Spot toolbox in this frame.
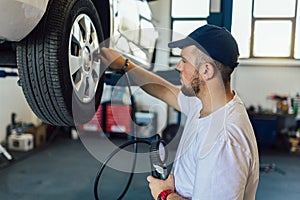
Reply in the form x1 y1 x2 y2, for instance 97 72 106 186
8 133 34 151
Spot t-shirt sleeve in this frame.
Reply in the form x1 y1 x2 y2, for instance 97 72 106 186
178 92 202 116
192 141 250 200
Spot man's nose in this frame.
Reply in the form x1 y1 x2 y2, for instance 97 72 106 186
176 62 182 71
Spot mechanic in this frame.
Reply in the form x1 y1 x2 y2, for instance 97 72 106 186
98 24 259 200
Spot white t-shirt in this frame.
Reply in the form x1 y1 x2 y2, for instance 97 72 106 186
173 92 259 200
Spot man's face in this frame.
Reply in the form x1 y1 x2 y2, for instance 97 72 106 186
176 46 204 97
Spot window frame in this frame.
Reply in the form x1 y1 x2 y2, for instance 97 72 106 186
249 0 299 59
170 0 209 57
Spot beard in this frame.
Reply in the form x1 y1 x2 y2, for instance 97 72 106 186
181 85 196 96
181 75 202 97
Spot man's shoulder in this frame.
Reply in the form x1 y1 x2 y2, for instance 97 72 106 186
178 91 202 116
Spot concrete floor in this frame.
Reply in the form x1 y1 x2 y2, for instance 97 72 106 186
1 131 300 200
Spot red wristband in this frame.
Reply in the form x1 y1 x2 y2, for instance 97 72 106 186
157 189 173 200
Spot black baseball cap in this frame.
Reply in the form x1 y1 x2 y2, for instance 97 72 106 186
168 24 239 68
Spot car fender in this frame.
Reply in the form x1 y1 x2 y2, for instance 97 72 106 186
0 0 48 41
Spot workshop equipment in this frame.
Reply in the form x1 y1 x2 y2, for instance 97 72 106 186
150 139 168 180
0 144 12 160
8 133 33 151
0 69 18 78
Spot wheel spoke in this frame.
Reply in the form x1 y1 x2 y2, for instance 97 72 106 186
72 21 84 48
88 75 95 98
77 75 87 99
83 15 91 43
92 62 100 79
69 55 82 75
90 39 99 55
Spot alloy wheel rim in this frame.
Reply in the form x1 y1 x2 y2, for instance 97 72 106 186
68 13 100 103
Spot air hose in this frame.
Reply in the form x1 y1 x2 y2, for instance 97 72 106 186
93 69 168 199
93 139 151 200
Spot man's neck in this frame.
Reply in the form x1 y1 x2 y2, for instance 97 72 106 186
198 86 234 118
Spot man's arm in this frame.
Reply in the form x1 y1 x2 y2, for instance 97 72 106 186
99 47 181 111
126 60 180 111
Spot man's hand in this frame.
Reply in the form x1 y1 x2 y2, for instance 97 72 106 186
147 174 175 200
98 47 127 70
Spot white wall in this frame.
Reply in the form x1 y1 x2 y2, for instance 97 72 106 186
0 76 35 142
232 64 300 110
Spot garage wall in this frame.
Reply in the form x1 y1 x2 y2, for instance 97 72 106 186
0 77 35 142
232 64 300 110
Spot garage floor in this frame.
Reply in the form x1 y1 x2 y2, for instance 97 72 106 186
0 129 300 200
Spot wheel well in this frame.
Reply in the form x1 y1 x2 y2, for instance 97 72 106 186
91 0 110 40
0 42 17 68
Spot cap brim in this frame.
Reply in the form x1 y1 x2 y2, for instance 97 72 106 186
168 37 194 49
168 37 210 58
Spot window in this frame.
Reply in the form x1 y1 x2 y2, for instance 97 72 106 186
232 0 300 59
170 0 210 55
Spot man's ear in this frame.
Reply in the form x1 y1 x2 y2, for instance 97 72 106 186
200 63 215 80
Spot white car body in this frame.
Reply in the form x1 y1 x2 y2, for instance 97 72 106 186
0 0 158 53
0 0 157 67
0 0 48 41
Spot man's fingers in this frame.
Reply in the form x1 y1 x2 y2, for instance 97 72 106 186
96 53 109 67
99 48 116 67
167 174 174 180
99 47 126 69
99 47 110 60
147 175 153 182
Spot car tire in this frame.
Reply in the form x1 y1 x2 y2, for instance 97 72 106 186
17 0 105 126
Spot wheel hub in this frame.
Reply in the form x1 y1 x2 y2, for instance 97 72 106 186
82 47 91 72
